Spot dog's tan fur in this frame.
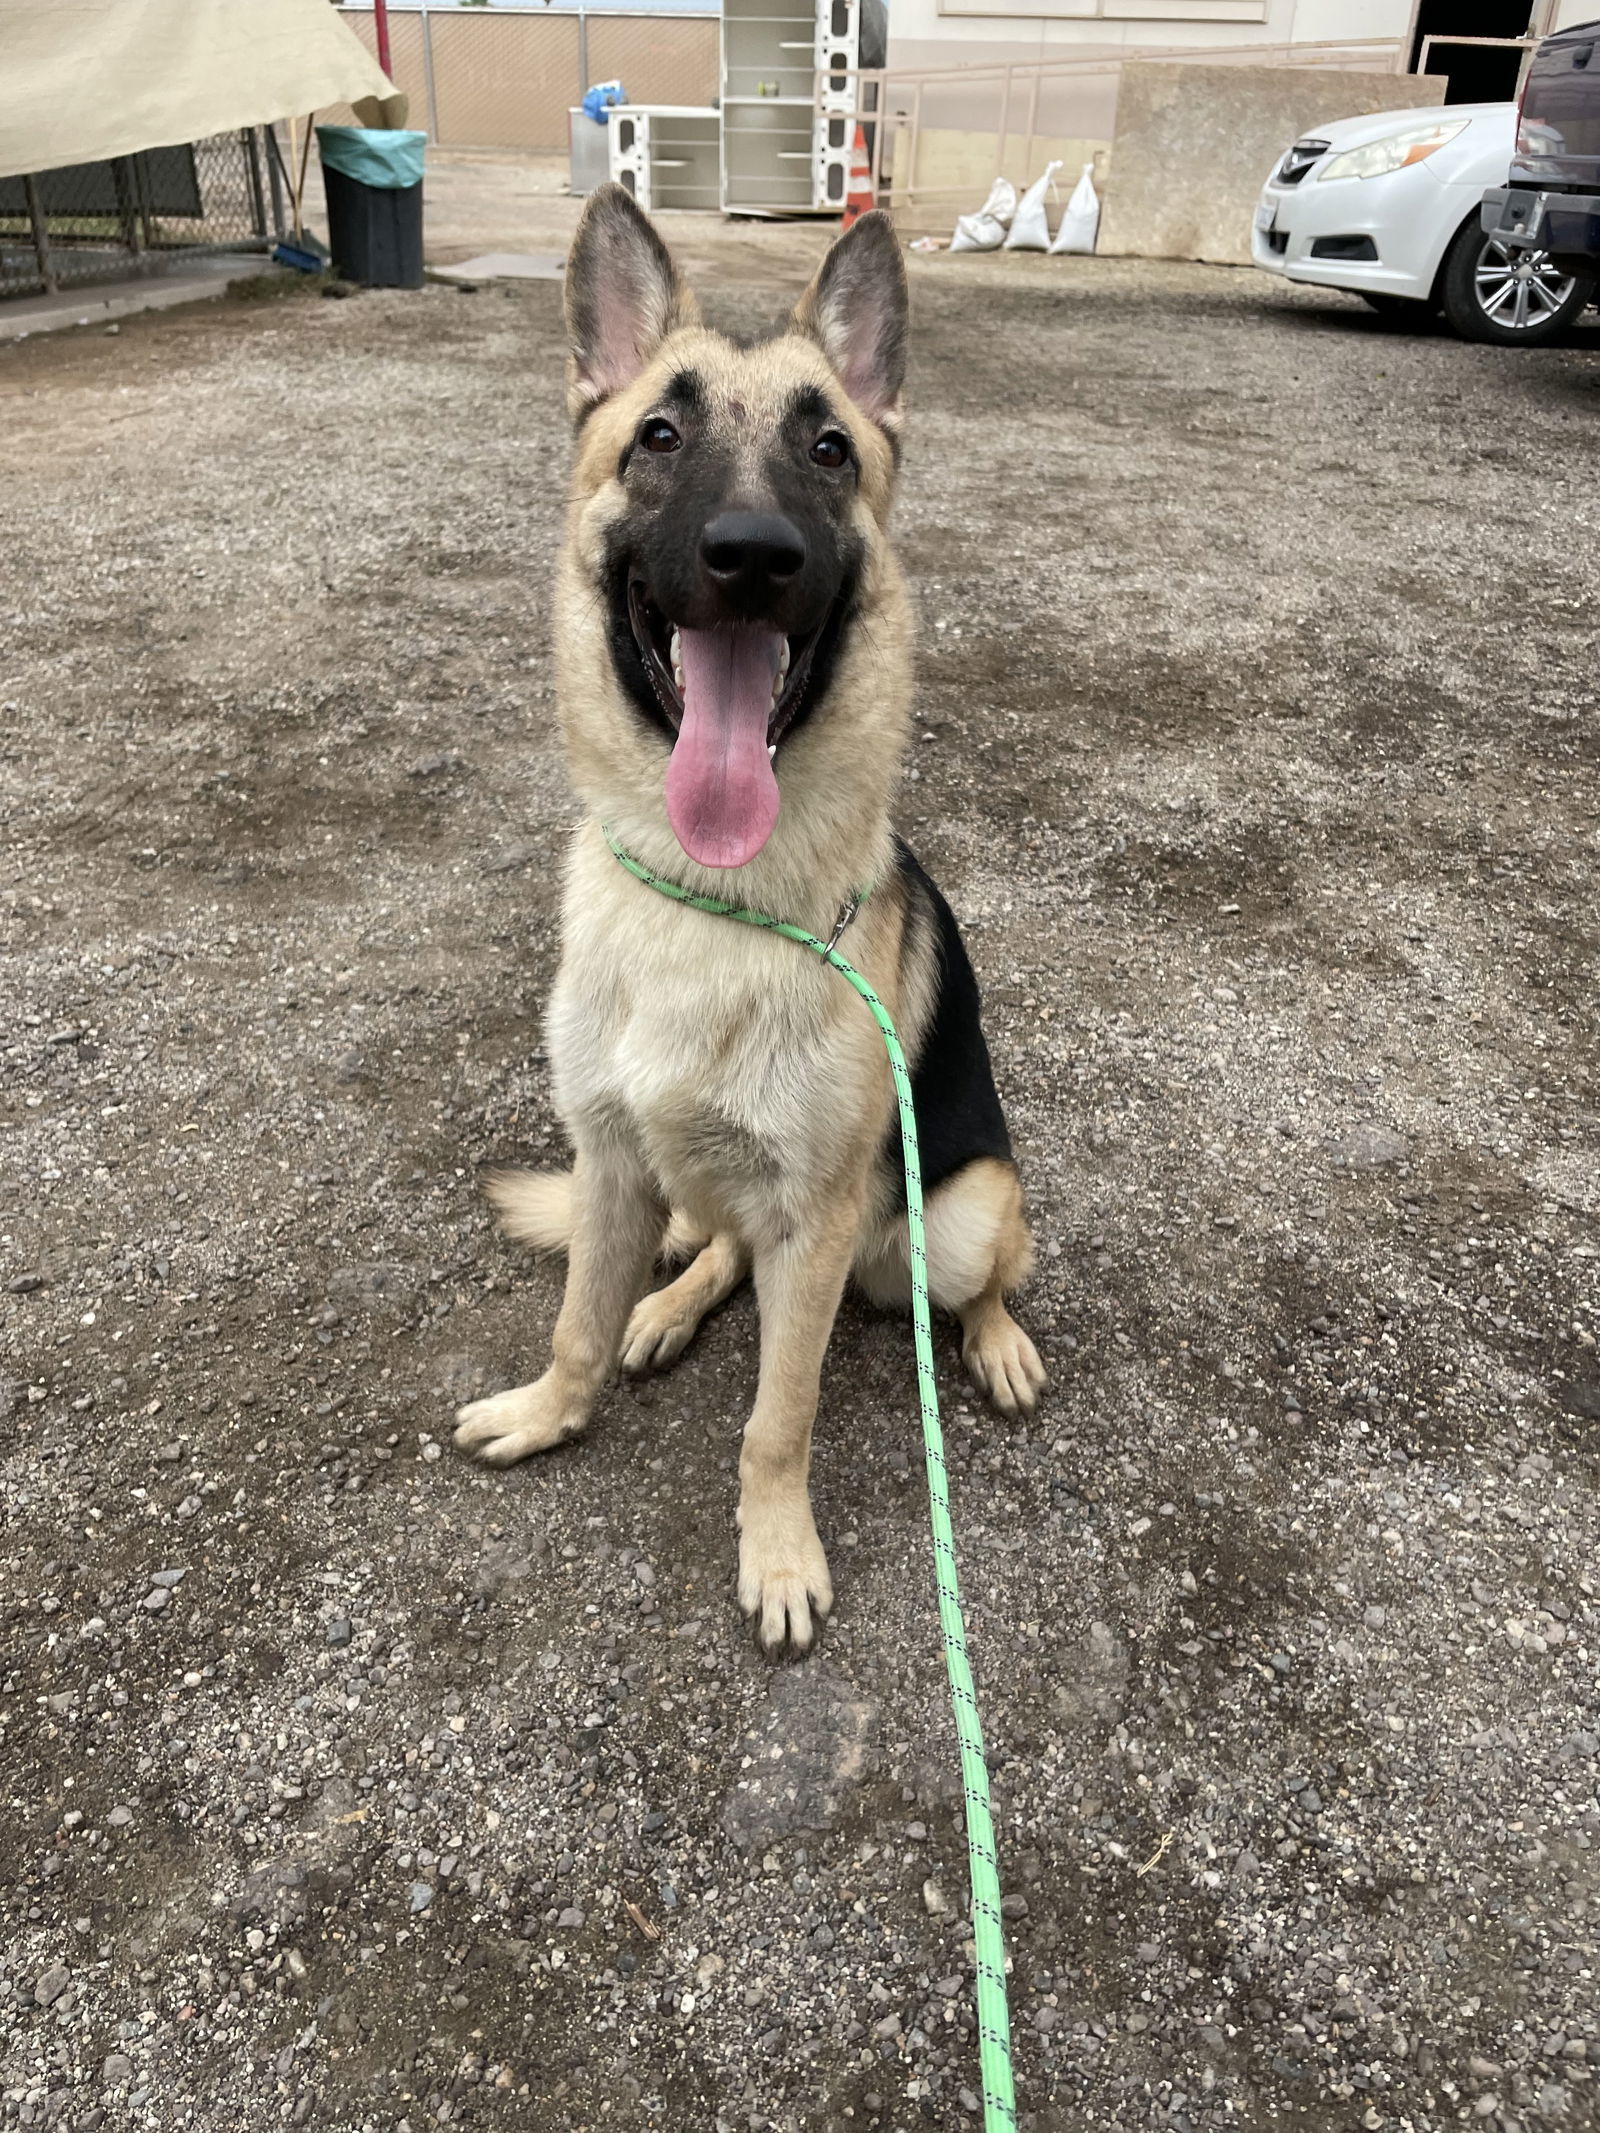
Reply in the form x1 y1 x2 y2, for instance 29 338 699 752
455 189 1044 1651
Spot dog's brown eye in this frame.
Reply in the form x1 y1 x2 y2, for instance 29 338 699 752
640 419 681 454
810 431 849 469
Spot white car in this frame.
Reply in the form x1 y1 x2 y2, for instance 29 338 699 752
1252 101 1595 344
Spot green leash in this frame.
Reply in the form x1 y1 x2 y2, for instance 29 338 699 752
604 828 1017 2132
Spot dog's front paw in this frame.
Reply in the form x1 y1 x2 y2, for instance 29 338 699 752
454 1375 587 1466
737 1500 832 1656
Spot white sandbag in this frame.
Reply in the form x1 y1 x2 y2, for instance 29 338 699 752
1050 160 1101 255
975 174 1017 227
1004 161 1061 251
949 175 1017 253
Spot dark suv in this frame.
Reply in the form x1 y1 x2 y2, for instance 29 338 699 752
1483 16 1600 277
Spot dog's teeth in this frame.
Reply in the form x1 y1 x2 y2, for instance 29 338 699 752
669 628 682 687
778 643 791 678
768 743 777 760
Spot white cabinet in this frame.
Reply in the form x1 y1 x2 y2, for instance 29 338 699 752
608 106 722 215
721 0 860 215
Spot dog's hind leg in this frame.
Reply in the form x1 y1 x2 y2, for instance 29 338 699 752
937 1160 1047 1417
956 1268 1046 1418
621 1231 748 1374
857 1157 1046 1417
456 1143 664 1465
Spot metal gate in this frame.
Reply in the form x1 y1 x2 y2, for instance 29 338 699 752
0 129 286 301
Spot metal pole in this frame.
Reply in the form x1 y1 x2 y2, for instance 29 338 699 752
420 1 440 141
134 152 158 256
578 2 589 104
997 63 1012 182
907 78 923 210
243 126 268 239
374 0 393 76
265 121 287 237
22 173 55 293
1022 67 1040 185
112 156 145 265
868 73 886 197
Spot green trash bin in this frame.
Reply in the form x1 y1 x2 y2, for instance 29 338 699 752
315 126 426 288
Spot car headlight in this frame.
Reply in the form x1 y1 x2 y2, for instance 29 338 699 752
1315 118 1469 182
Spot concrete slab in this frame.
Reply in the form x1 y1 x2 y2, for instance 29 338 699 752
1099 63 1448 267
428 250 567 283
0 256 268 342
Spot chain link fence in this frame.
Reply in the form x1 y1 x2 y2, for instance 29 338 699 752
333 4 718 155
0 129 284 301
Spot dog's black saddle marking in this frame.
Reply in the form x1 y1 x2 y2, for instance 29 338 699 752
888 839 1013 1202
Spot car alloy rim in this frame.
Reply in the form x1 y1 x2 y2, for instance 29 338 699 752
1473 236 1577 331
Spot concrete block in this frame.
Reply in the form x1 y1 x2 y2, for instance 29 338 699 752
0 256 264 342
1098 62 1447 267
426 251 566 284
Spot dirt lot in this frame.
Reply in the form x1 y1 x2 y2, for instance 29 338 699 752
3 230 1598 2133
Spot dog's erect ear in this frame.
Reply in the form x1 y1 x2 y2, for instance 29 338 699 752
564 183 699 420
790 210 908 428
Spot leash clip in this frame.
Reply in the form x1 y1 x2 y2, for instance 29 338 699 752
825 891 861 955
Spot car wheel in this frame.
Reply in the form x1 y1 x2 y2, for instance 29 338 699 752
1437 221 1594 345
1359 292 1438 326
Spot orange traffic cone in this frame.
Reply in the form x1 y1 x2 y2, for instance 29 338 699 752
841 125 875 228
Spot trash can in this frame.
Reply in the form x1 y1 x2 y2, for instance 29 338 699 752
568 109 611 197
315 126 426 289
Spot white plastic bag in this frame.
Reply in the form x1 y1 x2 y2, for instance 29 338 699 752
1049 160 1100 255
949 176 1017 254
1004 161 1061 251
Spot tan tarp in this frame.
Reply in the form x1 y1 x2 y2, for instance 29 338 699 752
0 0 396 179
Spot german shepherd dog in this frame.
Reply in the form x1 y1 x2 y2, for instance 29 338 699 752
455 185 1045 1652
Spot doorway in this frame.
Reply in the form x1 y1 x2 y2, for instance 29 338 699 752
1410 0 1533 104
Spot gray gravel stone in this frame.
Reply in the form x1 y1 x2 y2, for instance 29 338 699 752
1329 1123 1410 1169
4 230 1598 2133
721 1662 877 1847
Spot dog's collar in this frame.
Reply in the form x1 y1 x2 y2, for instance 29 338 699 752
602 826 871 954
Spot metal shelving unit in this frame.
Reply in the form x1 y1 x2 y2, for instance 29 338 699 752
720 0 860 216
608 106 722 214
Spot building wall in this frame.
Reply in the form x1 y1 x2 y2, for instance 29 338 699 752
877 0 1430 210
886 0 1420 76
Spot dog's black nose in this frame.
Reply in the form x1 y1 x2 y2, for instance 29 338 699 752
700 510 806 592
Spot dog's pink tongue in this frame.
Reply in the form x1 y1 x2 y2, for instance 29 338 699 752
664 626 783 868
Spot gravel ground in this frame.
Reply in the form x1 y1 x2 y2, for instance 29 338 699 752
2 246 1598 2133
